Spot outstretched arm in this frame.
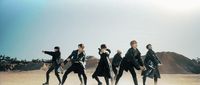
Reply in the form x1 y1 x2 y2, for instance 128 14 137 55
63 51 74 64
42 51 54 56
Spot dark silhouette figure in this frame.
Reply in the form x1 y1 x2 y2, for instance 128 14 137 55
42 46 61 85
112 50 122 76
92 44 112 85
115 40 144 85
142 44 161 85
61 44 87 85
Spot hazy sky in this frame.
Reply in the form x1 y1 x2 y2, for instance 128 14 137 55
0 0 200 60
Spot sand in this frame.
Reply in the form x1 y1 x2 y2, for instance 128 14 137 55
0 70 199 85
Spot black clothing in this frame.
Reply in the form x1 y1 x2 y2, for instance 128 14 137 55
44 51 61 65
92 49 111 85
63 50 86 73
92 49 112 78
122 48 143 71
65 50 85 64
46 64 61 83
62 65 87 85
117 66 138 85
62 50 87 85
112 53 122 75
142 49 161 79
43 51 61 84
112 53 122 67
115 48 143 85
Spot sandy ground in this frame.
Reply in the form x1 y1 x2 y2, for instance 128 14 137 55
0 70 200 85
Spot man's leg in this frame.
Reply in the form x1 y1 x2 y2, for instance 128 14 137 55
44 65 54 84
78 74 83 85
55 65 62 84
143 76 147 85
61 68 73 85
93 76 102 85
129 68 138 85
112 66 117 76
154 77 158 85
104 77 109 85
82 72 87 85
115 67 124 85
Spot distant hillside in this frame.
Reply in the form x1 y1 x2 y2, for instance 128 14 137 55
156 52 200 74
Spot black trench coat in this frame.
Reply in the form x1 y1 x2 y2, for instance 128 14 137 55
142 49 161 79
92 49 111 78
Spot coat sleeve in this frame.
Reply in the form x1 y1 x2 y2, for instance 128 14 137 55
144 54 152 68
149 51 160 66
129 49 143 69
136 51 144 66
44 51 54 56
105 49 111 57
154 53 161 64
64 51 74 64
81 52 86 62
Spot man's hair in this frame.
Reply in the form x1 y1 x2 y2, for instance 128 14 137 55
117 50 122 54
100 44 107 49
54 46 60 50
78 43 85 49
146 44 152 49
130 40 137 46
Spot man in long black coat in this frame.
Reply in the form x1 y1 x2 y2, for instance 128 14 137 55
115 40 145 85
112 50 122 76
92 44 112 85
42 46 62 85
61 44 87 85
142 44 161 85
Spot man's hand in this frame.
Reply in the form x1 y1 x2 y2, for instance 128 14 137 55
66 58 70 61
140 66 146 71
61 63 65 67
158 63 162 66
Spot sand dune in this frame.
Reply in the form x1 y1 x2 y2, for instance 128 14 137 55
0 70 199 85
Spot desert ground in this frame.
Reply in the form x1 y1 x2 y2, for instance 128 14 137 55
0 70 199 85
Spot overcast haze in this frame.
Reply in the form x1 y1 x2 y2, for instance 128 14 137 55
0 0 200 60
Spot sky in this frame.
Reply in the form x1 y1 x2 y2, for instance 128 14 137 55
0 0 200 60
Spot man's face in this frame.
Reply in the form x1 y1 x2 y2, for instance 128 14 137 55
78 46 84 52
148 45 152 49
54 49 58 52
132 43 137 48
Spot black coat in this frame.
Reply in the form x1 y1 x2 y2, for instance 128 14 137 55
44 51 61 65
66 50 85 63
142 49 161 78
92 49 111 78
112 53 122 67
120 48 143 71
64 50 86 74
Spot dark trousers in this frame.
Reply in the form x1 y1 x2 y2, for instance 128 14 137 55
115 67 138 85
93 76 110 85
143 74 158 85
112 65 118 76
45 64 61 84
62 66 87 85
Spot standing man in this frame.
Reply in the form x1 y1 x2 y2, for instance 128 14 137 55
112 50 122 77
142 44 161 85
61 44 87 85
115 40 145 85
42 46 62 85
92 44 112 85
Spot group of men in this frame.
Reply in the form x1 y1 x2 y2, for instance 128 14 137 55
42 40 161 85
